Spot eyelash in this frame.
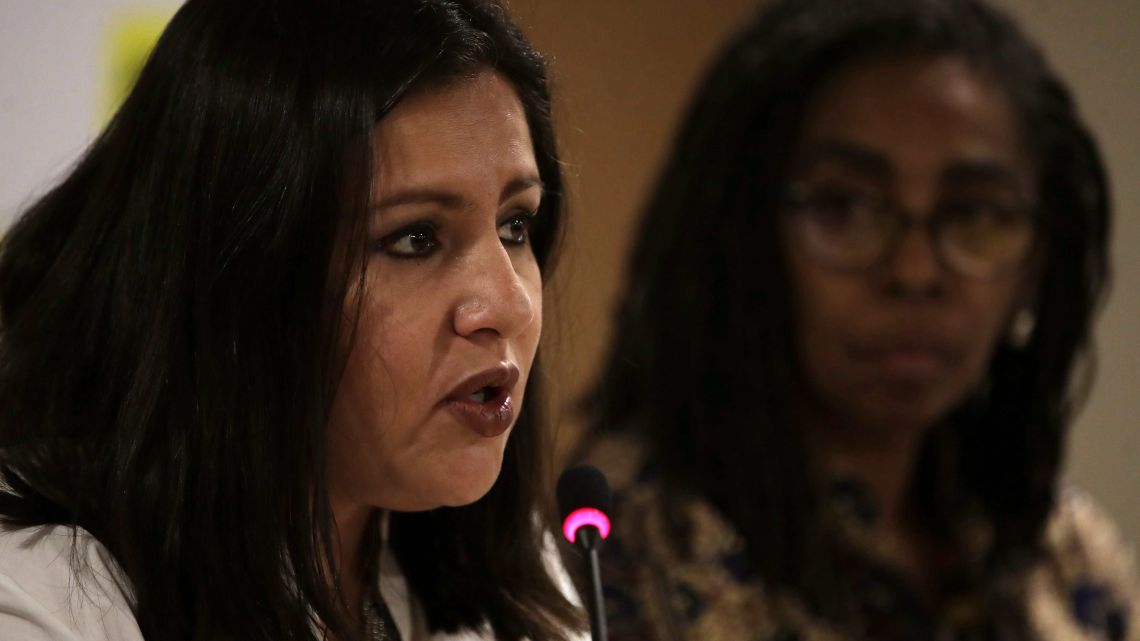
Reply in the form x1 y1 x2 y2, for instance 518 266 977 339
374 209 539 260
498 209 538 246
374 222 439 259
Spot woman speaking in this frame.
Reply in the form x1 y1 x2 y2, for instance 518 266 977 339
0 1 585 640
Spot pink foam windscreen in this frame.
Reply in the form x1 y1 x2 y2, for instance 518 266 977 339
562 507 611 543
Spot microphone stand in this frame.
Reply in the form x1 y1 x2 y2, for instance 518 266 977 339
576 526 608 641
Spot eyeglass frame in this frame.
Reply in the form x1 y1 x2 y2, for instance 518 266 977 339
780 182 1039 280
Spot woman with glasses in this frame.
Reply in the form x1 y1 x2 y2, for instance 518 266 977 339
582 0 1138 639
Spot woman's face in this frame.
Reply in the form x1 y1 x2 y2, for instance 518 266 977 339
784 55 1037 436
328 70 544 512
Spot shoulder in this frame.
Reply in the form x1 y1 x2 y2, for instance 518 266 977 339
0 523 143 641
583 432 839 641
1027 485 1140 641
584 431 744 564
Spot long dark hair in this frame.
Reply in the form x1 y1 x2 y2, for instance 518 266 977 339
0 1 581 640
586 0 1108 624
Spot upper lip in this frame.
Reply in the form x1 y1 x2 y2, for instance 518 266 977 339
443 363 520 402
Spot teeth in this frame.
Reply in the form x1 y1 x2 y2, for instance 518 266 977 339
466 387 493 402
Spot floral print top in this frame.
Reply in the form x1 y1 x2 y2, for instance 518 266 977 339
588 435 1140 641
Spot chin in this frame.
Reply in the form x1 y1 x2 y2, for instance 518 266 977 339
436 475 501 508
435 446 506 507
851 387 960 433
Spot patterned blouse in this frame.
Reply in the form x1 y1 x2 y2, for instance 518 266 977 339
588 434 1140 641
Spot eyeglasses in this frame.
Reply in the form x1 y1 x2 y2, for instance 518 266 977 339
783 183 1036 279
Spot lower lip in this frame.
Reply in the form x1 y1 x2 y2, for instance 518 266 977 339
441 394 515 438
876 350 946 379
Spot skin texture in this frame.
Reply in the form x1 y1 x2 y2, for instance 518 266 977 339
328 70 544 524
784 55 1038 582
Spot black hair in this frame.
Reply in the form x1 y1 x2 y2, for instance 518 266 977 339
586 0 1108 626
0 1 581 640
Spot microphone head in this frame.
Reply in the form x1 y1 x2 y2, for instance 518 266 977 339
556 465 612 544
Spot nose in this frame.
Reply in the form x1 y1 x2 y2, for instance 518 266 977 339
452 239 538 340
882 222 947 298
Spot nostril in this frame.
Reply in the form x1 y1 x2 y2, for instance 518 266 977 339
452 251 540 339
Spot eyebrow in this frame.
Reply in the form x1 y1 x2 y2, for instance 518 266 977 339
797 139 1024 189
371 175 544 212
500 176 544 202
941 161 1023 188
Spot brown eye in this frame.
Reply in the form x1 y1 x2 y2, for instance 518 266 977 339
497 211 536 246
937 199 1034 274
376 223 439 259
789 184 883 232
939 198 1030 229
785 183 894 270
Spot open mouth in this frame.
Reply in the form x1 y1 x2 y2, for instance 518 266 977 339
441 364 519 437
445 364 519 406
466 385 502 404
444 382 515 437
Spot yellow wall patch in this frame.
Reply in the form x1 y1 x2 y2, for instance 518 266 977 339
102 8 176 125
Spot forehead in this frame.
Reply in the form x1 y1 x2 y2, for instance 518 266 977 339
795 54 1032 183
370 70 536 195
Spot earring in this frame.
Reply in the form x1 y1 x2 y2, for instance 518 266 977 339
1007 307 1035 348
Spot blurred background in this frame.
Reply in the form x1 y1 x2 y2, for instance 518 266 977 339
2 0 1136 545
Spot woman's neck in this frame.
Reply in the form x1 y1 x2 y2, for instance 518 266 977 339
820 425 923 531
808 412 948 592
329 498 377 629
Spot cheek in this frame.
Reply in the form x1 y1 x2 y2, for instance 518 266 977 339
797 304 859 407
788 259 855 371
960 279 1023 361
331 290 429 437
517 257 544 358
330 327 396 448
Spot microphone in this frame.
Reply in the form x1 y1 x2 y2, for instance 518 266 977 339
557 465 612 641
